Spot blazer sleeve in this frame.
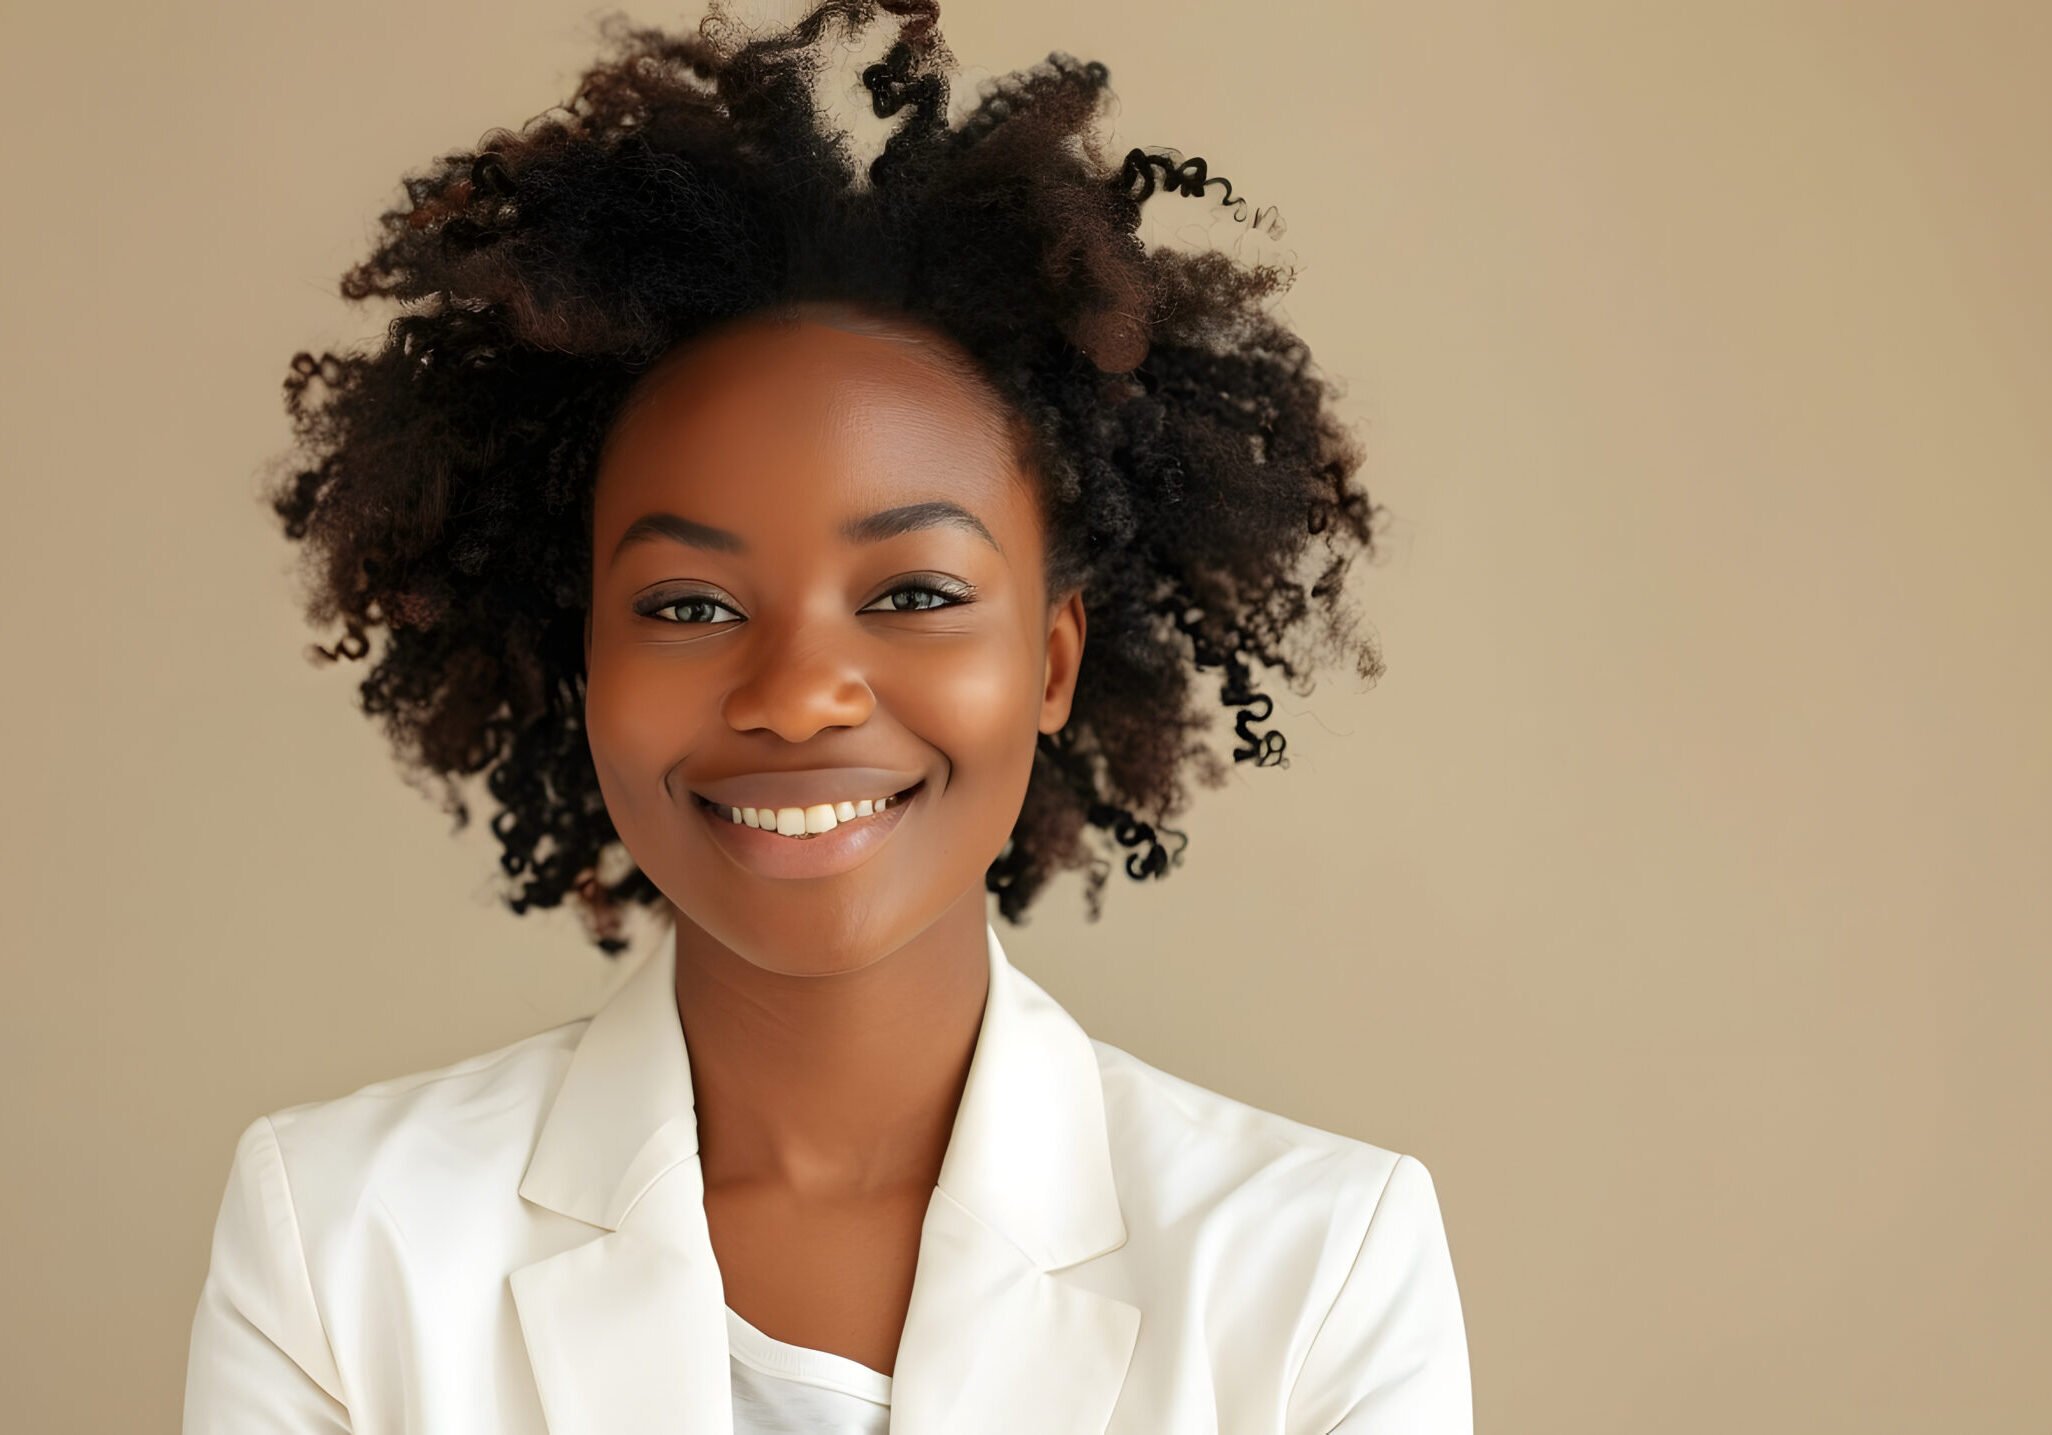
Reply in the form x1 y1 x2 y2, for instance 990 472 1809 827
183 1115 352 1434
1285 1153 1473 1434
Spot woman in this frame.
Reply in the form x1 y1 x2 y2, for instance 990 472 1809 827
184 2 1472 1430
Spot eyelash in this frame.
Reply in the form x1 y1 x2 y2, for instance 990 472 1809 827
637 578 976 626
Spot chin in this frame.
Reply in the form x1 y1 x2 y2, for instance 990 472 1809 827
664 888 933 975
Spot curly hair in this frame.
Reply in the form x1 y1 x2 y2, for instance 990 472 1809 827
269 0 1386 955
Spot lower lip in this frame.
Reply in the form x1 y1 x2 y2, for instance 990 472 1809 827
691 781 924 881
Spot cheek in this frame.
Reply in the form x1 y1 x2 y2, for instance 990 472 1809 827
887 629 1043 804
582 641 706 805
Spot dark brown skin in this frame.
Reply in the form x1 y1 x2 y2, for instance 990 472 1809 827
582 301 1087 1376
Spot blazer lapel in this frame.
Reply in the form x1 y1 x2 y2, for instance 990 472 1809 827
890 1189 1140 1434
507 924 1140 1435
507 1198 730 1435
509 933 733 1434
890 927 1141 1434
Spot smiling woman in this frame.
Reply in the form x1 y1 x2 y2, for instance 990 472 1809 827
586 306 1083 970
186 2 1471 1431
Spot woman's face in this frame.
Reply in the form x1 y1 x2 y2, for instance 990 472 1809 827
584 308 1085 977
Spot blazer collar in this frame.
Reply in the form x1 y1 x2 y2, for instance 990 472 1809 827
510 923 1139 1434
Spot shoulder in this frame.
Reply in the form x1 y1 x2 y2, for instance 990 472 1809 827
238 1017 590 1238
190 1018 594 1410
1088 1039 1470 1431
1090 1035 1413 1219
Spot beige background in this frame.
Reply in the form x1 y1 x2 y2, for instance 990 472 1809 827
3 0 2046 1428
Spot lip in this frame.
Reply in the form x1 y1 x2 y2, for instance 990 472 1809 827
690 777 926 881
689 766 926 811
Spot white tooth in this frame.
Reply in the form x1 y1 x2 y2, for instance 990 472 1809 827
729 807 742 824
835 800 856 822
776 807 806 836
854 798 873 817
879 794 893 809
804 803 838 834
742 807 759 828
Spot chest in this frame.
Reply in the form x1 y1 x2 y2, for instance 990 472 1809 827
702 1180 938 1378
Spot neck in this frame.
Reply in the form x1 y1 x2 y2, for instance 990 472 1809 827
670 889 991 1200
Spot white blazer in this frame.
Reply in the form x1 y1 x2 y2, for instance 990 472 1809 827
184 925 1471 1433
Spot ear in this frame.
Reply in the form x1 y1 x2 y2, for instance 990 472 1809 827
1039 588 1087 734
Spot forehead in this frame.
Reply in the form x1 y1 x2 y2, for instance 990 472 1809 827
596 315 1026 514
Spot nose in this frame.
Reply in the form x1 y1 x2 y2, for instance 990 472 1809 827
720 619 877 743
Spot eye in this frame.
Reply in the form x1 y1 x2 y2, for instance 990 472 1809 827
634 579 971 623
858 579 975 614
638 593 745 625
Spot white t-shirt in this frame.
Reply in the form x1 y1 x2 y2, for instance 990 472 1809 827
727 1305 892 1435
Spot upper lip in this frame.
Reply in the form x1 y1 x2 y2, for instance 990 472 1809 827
688 766 925 810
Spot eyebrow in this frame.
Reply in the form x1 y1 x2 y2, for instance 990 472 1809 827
610 500 1000 564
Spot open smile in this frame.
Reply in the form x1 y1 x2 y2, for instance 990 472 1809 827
688 779 926 880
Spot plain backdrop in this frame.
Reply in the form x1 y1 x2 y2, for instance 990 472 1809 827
2 0 2046 1429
